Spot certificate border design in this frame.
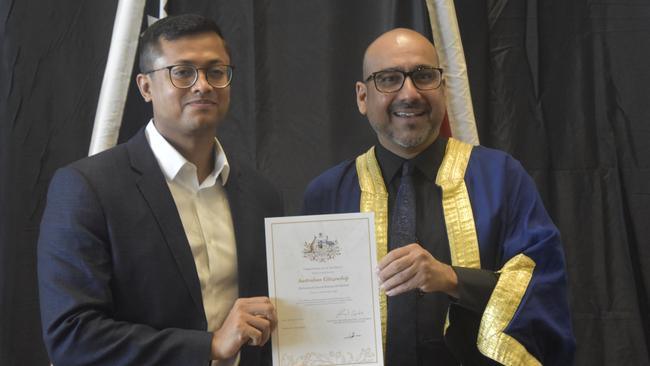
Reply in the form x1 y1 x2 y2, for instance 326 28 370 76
266 214 383 366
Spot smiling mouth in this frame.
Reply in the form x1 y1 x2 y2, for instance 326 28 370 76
187 99 216 106
392 111 427 118
185 100 217 113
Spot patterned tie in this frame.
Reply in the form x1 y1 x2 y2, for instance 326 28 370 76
386 161 418 366
390 161 416 246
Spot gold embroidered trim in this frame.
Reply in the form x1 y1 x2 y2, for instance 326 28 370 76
436 138 478 334
436 138 481 269
478 254 540 365
356 147 388 347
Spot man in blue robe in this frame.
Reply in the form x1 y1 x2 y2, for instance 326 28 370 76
302 28 575 365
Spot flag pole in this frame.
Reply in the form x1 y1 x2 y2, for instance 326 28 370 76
425 0 479 145
88 0 146 156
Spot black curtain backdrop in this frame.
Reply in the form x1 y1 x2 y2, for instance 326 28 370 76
1 0 648 365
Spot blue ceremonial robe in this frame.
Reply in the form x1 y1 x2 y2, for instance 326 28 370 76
302 139 575 366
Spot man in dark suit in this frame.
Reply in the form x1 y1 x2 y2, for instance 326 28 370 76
37 14 282 366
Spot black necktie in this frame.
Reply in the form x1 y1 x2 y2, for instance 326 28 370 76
390 161 416 246
386 161 418 366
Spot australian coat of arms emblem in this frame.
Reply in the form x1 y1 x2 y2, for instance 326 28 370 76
303 233 341 262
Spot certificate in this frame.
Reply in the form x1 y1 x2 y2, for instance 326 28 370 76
265 213 383 366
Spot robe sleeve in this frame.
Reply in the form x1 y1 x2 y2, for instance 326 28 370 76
476 157 575 366
452 267 499 313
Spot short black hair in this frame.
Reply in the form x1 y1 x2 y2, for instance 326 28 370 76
138 14 229 73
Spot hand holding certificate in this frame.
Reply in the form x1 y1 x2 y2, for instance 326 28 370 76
265 213 384 366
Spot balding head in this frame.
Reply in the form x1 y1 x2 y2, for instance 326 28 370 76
362 28 439 78
356 28 446 159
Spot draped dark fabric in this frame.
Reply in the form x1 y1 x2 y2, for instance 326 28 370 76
467 1 650 364
0 0 648 364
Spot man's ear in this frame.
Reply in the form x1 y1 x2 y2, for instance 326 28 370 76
136 73 153 102
355 81 367 116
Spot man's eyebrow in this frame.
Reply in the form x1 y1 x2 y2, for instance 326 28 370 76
172 59 227 66
374 64 436 73
414 64 438 69
376 67 403 72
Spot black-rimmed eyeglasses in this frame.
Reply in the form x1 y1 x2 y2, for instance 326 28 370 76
365 66 443 93
143 64 234 89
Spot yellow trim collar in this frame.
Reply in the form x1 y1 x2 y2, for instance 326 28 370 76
435 138 481 269
356 147 389 346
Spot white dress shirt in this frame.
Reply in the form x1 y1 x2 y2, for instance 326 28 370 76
145 121 239 366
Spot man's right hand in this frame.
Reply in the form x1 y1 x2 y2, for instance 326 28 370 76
210 297 277 361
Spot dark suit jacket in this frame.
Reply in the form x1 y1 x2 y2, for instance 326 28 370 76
38 129 283 366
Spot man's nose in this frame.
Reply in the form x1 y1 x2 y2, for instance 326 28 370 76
192 70 213 93
396 76 422 100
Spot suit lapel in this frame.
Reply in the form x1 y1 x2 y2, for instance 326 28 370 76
226 166 265 366
225 163 257 297
125 130 205 317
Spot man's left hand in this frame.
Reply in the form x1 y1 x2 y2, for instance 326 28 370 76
377 243 459 297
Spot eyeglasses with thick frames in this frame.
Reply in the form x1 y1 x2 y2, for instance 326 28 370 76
144 64 234 89
365 66 443 93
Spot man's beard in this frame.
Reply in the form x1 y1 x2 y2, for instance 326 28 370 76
370 117 437 149
390 122 435 148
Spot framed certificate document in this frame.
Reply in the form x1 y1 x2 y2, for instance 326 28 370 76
265 213 384 366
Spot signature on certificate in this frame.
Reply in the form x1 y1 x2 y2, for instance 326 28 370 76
344 331 361 339
336 308 365 319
